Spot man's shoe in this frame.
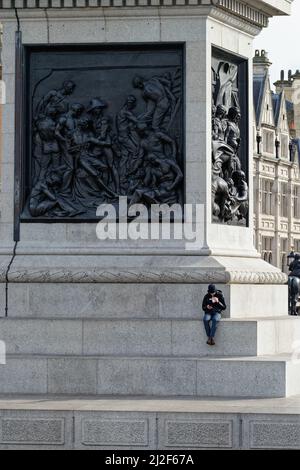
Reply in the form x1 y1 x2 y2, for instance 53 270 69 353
210 338 216 346
207 338 212 345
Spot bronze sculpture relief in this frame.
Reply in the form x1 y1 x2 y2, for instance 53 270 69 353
212 52 249 225
23 46 184 220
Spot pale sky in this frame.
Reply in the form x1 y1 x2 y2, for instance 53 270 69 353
254 0 300 88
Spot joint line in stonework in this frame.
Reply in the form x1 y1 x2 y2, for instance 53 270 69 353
5 242 18 318
14 7 20 32
44 8 50 44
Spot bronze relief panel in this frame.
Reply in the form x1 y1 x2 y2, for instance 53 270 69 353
22 44 184 221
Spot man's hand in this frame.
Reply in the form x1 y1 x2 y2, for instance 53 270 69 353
211 297 219 304
207 305 213 310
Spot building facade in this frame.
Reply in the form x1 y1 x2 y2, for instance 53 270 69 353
253 50 300 273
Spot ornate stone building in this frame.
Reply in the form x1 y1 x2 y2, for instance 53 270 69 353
253 50 300 273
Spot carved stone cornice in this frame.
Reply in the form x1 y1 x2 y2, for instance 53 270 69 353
0 0 270 29
209 6 263 36
228 270 287 284
216 0 269 28
2 266 287 284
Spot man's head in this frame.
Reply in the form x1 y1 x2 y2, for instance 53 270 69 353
45 106 59 119
216 105 227 119
78 117 91 130
87 97 108 115
70 103 84 117
228 106 241 123
208 284 216 294
62 80 76 96
126 95 137 110
133 75 144 89
232 170 246 185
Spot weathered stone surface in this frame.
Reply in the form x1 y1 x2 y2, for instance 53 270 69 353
0 398 298 449
83 320 172 356
0 410 74 449
7 283 204 319
74 410 157 449
5 280 289 320
47 358 98 395
0 418 65 445
19 224 68 245
97 358 197 396
48 19 106 44
250 421 300 449
104 17 160 43
82 419 148 446
229 284 288 318
0 284 6 318
161 419 234 448
1 105 14 135
197 359 288 398
0 358 47 394
171 319 257 356
286 361 300 397
0 319 82 355
1 317 299 357
0 355 298 397
242 415 300 449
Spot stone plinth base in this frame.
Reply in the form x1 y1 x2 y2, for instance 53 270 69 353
0 253 288 319
1 317 299 357
0 252 296 406
1 353 300 398
0 396 299 449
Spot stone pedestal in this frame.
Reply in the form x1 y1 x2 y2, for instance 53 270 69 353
0 2 289 314
0 0 299 450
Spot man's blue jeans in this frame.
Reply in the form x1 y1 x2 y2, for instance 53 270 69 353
203 312 221 339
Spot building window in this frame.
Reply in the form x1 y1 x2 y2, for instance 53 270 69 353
281 134 289 159
281 238 288 273
280 182 288 218
262 236 274 265
261 179 274 215
293 185 300 219
263 130 274 154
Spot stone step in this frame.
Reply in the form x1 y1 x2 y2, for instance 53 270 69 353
0 395 300 449
0 317 299 357
4 280 288 319
0 354 299 398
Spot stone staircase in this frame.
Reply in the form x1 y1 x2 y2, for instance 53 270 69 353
0 314 300 449
1 316 300 398
1 279 300 448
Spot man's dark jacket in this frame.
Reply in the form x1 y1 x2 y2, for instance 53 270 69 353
289 260 300 278
202 290 227 315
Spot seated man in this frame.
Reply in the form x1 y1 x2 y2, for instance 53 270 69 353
202 284 227 346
